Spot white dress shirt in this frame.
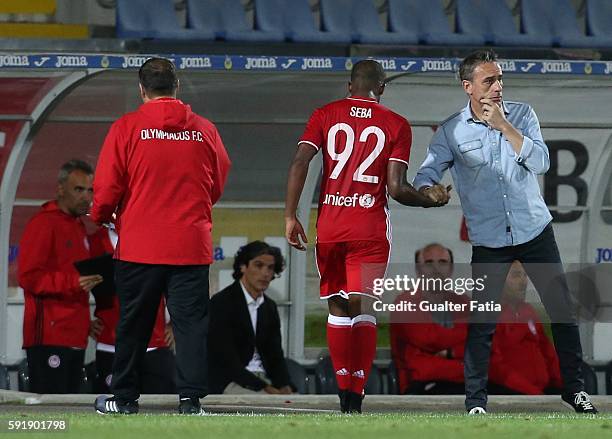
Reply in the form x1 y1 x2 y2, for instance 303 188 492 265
240 281 266 373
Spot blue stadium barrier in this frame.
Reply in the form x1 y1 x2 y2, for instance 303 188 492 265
320 0 414 45
455 0 551 47
522 0 612 49
255 0 351 44
116 0 215 40
186 0 285 43
2 54 612 76
387 0 484 46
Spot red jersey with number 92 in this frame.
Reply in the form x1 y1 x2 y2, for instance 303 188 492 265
298 96 412 243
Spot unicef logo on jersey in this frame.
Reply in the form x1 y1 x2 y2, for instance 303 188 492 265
358 194 375 208
323 192 375 209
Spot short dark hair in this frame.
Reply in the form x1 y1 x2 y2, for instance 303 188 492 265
414 243 454 264
138 57 178 97
232 241 285 280
351 59 385 89
58 159 93 184
458 49 499 82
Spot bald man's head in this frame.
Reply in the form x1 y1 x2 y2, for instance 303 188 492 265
349 60 385 99
415 243 454 264
415 243 454 282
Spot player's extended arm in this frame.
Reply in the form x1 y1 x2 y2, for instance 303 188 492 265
387 161 447 207
413 127 454 204
284 145 318 250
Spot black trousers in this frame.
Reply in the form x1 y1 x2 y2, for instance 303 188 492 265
26 345 84 394
96 348 177 394
464 223 584 410
111 261 209 402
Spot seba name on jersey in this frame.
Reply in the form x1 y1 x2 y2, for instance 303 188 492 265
350 106 372 119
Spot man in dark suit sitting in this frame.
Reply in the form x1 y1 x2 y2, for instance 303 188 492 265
208 241 293 394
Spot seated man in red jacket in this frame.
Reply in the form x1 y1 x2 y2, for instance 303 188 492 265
88 227 176 394
18 160 103 394
390 243 469 394
489 261 563 395
390 245 545 395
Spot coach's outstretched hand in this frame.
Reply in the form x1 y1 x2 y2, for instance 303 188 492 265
285 216 308 251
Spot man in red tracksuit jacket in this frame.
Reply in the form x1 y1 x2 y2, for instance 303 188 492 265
88 227 176 395
390 243 469 394
390 289 468 394
91 58 231 415
18 160 103 394
390 244 553 395
489 261 563 395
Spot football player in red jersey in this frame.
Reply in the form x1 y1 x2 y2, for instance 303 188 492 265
285 60 450 412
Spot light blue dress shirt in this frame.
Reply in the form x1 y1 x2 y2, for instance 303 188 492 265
414 101 552 248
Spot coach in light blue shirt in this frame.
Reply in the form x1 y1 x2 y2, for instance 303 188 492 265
414 49 597 415
414 96 552 248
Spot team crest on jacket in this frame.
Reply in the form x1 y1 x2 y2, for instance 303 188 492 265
48 355 61 368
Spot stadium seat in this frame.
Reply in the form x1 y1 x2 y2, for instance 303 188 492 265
320 0 416 45
116 0 215 40
0 365 9 390
186 0 284 42
314 355 383 394
286 358 309 394
586 0 612 40
365 363 383 394
387 0 484 46
455 0 551 47
314 356 336 394
17 358 29 392
254 0 351 44
387 360 399 395
522 0 612 48
80 362 96 394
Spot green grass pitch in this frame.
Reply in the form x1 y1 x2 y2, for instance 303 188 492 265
1 412 611 439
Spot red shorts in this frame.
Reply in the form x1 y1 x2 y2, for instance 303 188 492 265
315 240 390 299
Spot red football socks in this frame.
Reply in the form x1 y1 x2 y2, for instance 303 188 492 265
327 315 352 391
349 314 377 394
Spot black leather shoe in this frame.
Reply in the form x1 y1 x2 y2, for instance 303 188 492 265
562 391 598 414
95 395 139 415
338 390 350 413
178 397 205 415
347 391 363 414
